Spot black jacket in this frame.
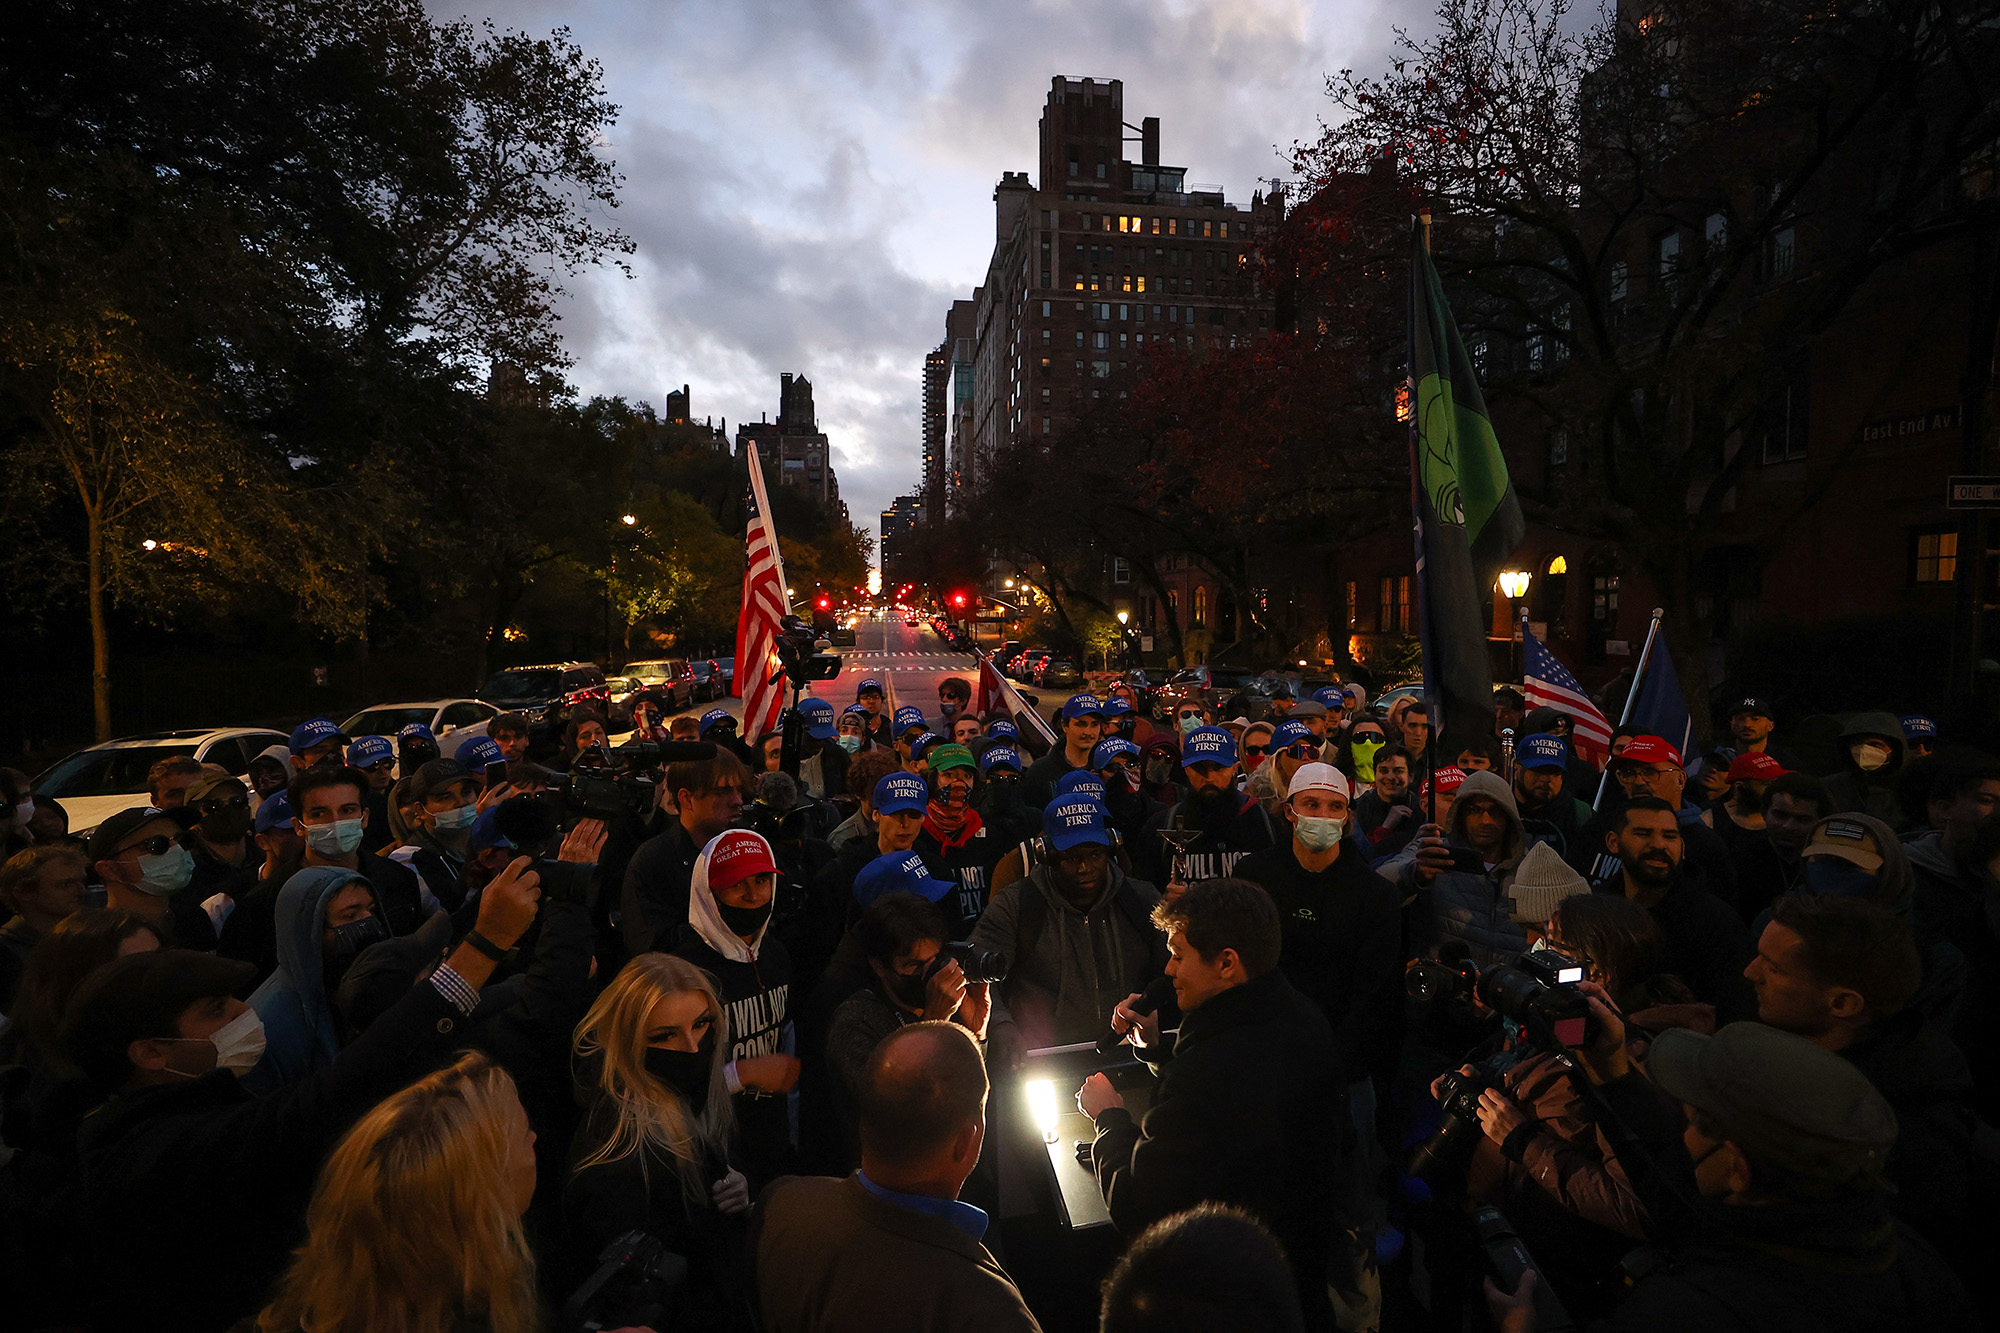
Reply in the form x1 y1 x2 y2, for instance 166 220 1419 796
671 930 796 1187
67 977 482 1332
619 818 701 957
1022 747 1091 810
1090 969 1349 1330
1593 874 1756 1022
217 852 422 988
1587 1071 1978 1332
1234 838 1403 1081
1132 793 1278 888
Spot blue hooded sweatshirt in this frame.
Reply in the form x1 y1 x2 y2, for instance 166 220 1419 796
244 866 369 1092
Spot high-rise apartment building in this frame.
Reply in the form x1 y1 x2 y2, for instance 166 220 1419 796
924 77 1283 511
879 492 925 585
737 372 842 511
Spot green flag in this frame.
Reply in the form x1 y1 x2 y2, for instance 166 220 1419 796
1408 218 1526 756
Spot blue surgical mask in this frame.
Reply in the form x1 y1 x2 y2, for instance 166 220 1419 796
136 845 195 896
1804 857 1877 899
836 734 862 754
305 817 365 858
433 803 477 834
1178 714 1203 735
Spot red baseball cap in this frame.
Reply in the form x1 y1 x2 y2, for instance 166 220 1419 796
1419 765 1467 803
1613 736 1683 768
1725 752 1789 783
704 829 778 890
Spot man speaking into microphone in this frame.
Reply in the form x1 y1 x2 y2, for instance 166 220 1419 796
1077 877 1349 1331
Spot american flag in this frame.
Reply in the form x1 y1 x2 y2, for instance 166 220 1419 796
1522 622 1613 769
976 650 1060 750
732 444 791 741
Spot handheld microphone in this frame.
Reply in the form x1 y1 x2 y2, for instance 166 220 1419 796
1095 975 1176 1057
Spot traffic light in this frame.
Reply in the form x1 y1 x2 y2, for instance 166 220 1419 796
950 591 968 610
812 591 835 634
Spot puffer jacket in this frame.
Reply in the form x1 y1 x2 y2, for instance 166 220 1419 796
969 862 1167 1048
1387 770 1530 965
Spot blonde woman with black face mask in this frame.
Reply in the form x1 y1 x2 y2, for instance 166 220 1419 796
565 952 755 1332
254 1051 541 1333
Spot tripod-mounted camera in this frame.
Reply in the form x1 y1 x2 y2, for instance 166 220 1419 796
769 614 842 779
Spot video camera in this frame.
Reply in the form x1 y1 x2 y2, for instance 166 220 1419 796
562 1229 688 1332
481 795 598 908
545 738 720 824
1405 943 1596 1181
773 613 842 688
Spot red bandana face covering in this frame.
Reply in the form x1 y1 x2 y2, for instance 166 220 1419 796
923 778 981 846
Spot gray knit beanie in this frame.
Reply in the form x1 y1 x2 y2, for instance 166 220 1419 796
1506 840 1592 924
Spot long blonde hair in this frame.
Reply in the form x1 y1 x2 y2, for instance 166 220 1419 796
257 1052 538 1333
572 952 735 1203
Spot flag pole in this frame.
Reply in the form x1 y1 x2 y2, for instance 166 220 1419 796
1412 210 1434 828
1591 607 1665 810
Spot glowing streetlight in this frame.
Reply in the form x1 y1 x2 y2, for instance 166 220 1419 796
141 539 158 551
1498 570 1532 599
621 513 637 526
1004 577 1016 589
1116 610 1130 625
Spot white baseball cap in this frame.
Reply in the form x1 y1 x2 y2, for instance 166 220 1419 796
1288 762 1351 801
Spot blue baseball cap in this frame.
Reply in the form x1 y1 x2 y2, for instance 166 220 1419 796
1060 692 1104 720
289 717 349 756
468 806 514 855
396 722 436 743
909 732 943 760
893 706 928 735
253 793 294 834
1181 726 1239 768
1519 733 1569 770
1270 720 1315 753
872 772 929 816
347 736 394 769
1053 770 1108 804
1091 737 1140 769
456 736 505 770
842 702 872 718
797 697 836 740
1902 715 1937 740
856 677 884 697
1313 686 1346 708
1101 696 1134 717
1043 795 1110 850
979 745 1023 774
987 720 1019 741
699 708 735 735
853 850 956 909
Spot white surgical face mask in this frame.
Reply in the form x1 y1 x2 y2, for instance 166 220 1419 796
11 799 32 829
1851 742 1892 772
206 1009 268 1074
135 845 195 897
1294 815 1346 852
305 817 365 858
433 803 477 834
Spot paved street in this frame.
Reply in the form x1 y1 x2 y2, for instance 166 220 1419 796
646 612 982 733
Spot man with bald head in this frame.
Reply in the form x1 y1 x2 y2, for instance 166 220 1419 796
756 1022 1040 1332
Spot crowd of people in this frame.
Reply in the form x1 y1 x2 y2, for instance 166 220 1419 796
0 667 1992 1332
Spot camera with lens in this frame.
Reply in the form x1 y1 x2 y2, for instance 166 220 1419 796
1406 949 1480 1012
1407 1055 1507 1182
546 738 720 824
924 940 1006 985
482 795 598 908
735 796 819 846
773 613 843 687
562 1229 688 1332
1479 946 1594 1050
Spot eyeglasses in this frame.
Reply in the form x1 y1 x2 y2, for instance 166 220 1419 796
1244 744 1270 756
200 794 250 813
1176 711 1202 722
120 835 178 858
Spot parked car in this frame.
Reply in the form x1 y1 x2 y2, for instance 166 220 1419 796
35 727 288 836
996 640 1022 670
688 659 721 702
341 699 499 748
718 658 736 694
624 658 696 710
1367 683 1425 720
1036 658 1081 689
478 662 611 747
602 677 645 729
1121 666 1169 715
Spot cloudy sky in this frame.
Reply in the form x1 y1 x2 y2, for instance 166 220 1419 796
443 0 1431 554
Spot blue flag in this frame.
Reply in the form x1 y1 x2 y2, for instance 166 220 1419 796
1628 630 1694 762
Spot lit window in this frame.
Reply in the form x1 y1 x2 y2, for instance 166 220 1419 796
1122 274 1133 292
1169 218 1179 235
1101 214 1112 230
1219 222 1229 238
1912 530 1959 584
1136 276 1146 293
1194 587 1208 625
1151 217 1161 234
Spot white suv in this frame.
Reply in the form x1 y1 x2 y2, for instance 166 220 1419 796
35 727 289 836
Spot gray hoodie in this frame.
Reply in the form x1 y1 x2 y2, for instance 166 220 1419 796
1388 769 1531 965
969 862 1168 1048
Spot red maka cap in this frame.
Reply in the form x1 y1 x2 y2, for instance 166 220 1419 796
1614 736 1683 768
705 829 777 890
1419 765 1467 803
1726 752 1789 782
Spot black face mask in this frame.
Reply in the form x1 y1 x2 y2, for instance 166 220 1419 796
884 968 929 1010
201 808 253 844
645 1037 715 1104
324 913 390 990
716 898 773 938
